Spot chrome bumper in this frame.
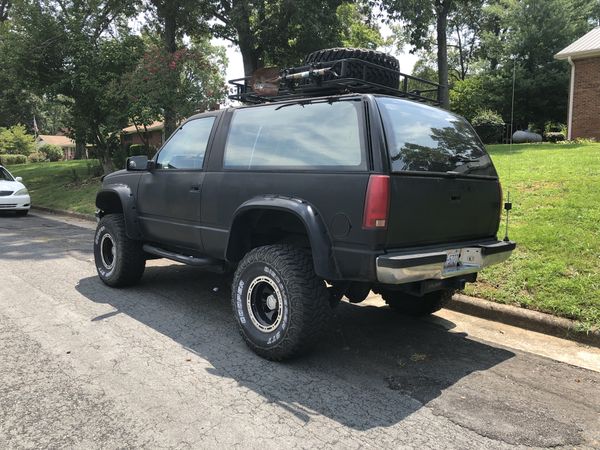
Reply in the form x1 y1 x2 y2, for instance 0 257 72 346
376 241 516 284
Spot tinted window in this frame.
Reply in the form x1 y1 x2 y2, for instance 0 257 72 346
224 100 364 169
156 117 215 170
377 98 496 177
0 168 14 181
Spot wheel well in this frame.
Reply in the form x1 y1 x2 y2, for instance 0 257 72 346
227 209 311 263
96 191 123 215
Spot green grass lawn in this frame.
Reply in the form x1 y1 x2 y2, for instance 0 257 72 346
7 160 101 215
6 144 600 329
465 143 600 331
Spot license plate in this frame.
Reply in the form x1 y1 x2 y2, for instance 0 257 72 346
444 249 461 269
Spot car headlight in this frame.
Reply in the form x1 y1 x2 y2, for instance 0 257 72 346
14 188 29 196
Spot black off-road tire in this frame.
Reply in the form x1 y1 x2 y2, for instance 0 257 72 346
303 47 400 89
94 214 145 287
382 289 455 317
15 210 28 217
231 245 331 360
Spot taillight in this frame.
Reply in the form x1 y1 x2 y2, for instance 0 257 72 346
363 175 390 229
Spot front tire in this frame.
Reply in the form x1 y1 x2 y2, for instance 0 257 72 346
94 214 145 287
382 289 454 316
15 210 28 217
231 245 331 360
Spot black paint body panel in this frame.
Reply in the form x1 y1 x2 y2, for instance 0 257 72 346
97 94 503 283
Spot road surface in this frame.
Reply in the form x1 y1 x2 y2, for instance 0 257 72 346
0 212 599 449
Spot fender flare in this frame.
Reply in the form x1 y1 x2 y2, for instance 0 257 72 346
95 184 142 240
227 196 340 280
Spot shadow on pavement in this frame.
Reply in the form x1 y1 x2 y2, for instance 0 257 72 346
76 264 515 431
0 212 92 261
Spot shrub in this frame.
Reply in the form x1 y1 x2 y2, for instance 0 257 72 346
557 137 597 145
472 109 505 144
0 154 27 165
544 121 567 136
128 144 145 155
128 143 156 158
28 151 46 163
86 160 103 177
0 124 36 156
39 144 64 162
544 132 566 143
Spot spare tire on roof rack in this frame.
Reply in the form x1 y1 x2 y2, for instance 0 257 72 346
303 47 400 89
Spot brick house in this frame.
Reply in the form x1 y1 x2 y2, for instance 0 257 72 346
121 121 165 152
555 27 600 140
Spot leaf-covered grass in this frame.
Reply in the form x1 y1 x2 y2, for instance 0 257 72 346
6 144 600 329
7 160 101 215
464 143 600 331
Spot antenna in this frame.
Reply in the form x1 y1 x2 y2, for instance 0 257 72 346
504 58 516 242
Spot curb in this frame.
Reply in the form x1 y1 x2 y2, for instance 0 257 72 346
31 205 96 223
448 294 600 348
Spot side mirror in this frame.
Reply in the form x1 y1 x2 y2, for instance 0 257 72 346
15 176 23 182
126 155 149 171
147 160 156 171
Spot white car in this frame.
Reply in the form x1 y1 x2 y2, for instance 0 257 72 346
0 165 31 216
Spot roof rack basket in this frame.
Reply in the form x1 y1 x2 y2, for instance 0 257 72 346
228 57 442 106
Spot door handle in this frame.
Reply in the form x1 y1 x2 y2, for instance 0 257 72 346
190 184 200 192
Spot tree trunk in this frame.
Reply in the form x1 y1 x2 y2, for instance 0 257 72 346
436 2 450 109
161 1 178 140
97 146 114 174
239 37 261 76
235 0 261 76
75 139 86 160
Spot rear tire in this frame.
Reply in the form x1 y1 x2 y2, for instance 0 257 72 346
303 47 400 89
94 214 145 287
231 245 331 360
382 289 454 316
15 210 28 217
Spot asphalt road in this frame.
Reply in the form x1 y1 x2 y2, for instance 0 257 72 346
1 212 599 449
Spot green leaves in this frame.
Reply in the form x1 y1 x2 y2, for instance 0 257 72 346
0 125 36 156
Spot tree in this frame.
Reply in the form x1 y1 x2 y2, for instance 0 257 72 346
3 0 144 172
121 36 227 153
450 0 599 129
0 0 10 22
208 0 348 76
381 0 471 108
144 0 209 138
0 124 36 155
337 3 385 49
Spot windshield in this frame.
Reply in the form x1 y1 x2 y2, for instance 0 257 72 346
0 167 14 181
377 98 497 177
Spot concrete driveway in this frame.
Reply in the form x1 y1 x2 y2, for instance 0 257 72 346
0 212 599 449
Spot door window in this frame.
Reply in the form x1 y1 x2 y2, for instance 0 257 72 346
156 117 216 170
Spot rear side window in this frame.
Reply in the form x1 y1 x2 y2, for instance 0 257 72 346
377 98 496 177
223 100 365 170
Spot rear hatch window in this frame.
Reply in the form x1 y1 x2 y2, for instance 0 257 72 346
376 97 496 178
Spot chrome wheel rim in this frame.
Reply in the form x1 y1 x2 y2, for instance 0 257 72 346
246 275 283 333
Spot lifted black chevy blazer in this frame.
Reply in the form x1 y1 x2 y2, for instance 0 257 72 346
94 92 515 360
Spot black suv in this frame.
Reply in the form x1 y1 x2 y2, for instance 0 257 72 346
94 49 515 360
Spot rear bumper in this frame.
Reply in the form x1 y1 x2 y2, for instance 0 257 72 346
376 240 516 284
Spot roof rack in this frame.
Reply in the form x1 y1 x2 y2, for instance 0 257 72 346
228 57 442 106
